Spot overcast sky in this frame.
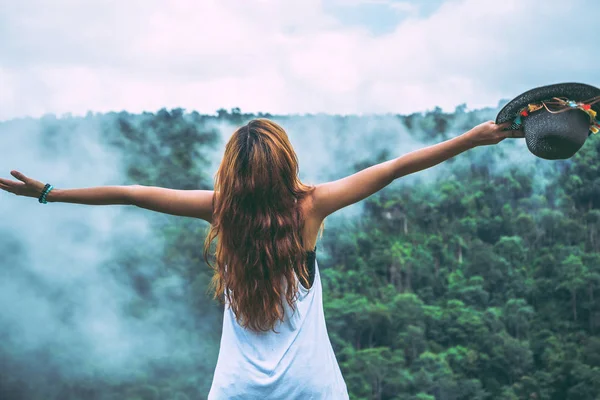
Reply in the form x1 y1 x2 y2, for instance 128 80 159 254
1 0 598 121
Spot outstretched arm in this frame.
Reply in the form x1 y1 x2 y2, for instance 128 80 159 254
0 171 214 223
0 170 131 205
47 186 130 205
312 121 518 220
311 132 474 220
126 185 214 222
50 185 214 222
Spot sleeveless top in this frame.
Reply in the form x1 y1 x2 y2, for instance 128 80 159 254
208 243 349 399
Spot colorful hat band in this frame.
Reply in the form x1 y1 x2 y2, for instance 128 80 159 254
512 96 600 135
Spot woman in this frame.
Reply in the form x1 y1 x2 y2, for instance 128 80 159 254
0 118 522 399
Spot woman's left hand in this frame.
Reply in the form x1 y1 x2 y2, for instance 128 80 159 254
466 121 525 147
0 170 46 198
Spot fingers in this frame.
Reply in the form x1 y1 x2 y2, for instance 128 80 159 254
10 170 28 183
496 121 527 139
496 121 513 131
505 129 525 138
0 172 32 196
0 177 21 187
0 182 16 193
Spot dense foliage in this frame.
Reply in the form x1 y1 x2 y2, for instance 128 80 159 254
1 105 599 399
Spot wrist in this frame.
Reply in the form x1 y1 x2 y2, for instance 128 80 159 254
462 130 479 148
45 188 60 202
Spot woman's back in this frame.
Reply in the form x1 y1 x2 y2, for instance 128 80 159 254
208 247 349 399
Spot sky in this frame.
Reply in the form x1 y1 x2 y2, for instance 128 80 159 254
1 0 599 120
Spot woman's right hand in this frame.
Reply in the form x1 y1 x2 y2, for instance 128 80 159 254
0 170 46 199
465 121 525 147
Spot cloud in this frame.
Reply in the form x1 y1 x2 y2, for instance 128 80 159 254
328 0 418 13
0 0 598 120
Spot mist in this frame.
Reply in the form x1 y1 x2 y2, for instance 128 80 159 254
0 114 219 397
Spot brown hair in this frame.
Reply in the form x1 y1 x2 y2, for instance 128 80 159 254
203 119 324 333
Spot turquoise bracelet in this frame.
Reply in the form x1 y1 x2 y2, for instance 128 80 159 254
39 184 54 204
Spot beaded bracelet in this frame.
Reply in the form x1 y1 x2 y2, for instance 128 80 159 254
38 183 54 204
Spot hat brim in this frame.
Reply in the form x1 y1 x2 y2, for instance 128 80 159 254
496 82 600 127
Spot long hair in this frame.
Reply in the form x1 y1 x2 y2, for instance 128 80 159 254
203 119 324 333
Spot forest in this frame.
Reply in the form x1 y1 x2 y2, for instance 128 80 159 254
0 104 599 400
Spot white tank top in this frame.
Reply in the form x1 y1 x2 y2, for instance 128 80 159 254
208 255 349 399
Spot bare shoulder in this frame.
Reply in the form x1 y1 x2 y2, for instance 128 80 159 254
298 189 325 250
309 160 396 220
299 188 318 220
